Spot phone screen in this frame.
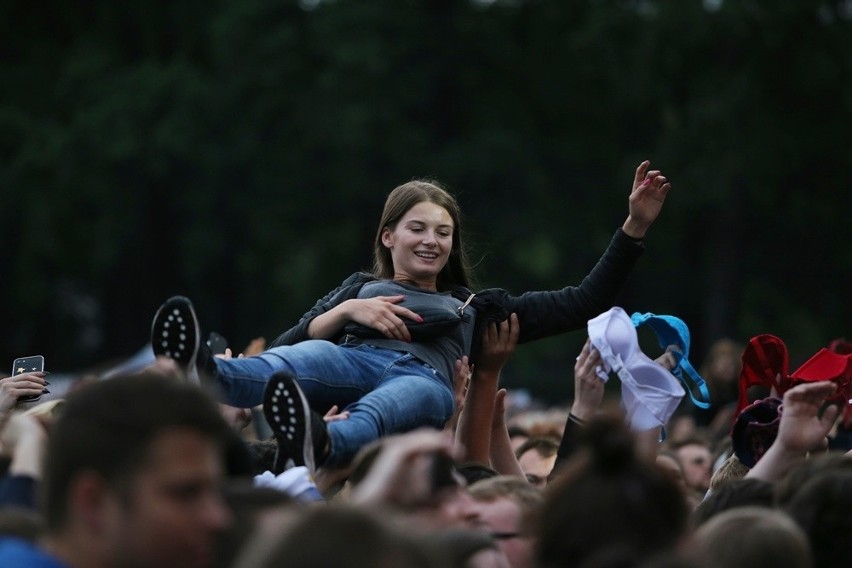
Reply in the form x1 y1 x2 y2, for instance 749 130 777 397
12 355 46 403
12 355 45 376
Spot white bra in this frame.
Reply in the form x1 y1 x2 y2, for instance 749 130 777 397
587 307 685 431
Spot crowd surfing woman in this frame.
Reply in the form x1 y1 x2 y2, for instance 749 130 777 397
151 161 672 473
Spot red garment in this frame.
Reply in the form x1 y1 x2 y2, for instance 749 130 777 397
736 334 852 421
791 348 852 409
736 334 793 417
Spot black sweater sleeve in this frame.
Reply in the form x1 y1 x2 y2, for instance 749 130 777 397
268 272 372 348
498 228 644 345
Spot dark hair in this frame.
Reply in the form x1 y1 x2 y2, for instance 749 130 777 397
693 507 813 568
691 478 775 528
515 435 560 460
455 462 500 485
773 451 852 508
245 437 280 476
371 179 474 291
536 412 688 567
783 468 852 567
216 480 294 568
235 504 441 568
41 372 232 530
468 475 544 521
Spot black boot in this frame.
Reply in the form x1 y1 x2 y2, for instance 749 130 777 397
262 371 330 474
151 296 217 383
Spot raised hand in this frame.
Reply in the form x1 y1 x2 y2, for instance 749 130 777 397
449 356 472 423
571 339 606 421
747 381 839 482
775 381 839 455
622 160 672 239
478 313 520 374
0 372 49 415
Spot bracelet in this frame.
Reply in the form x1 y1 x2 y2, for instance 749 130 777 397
568 413 588 427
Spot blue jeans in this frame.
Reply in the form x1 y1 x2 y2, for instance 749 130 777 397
213 341 454 467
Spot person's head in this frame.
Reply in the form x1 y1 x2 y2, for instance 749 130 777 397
655 450 686 492
245 438 280 476
41 372 234 568
514 436 559 489
782 467 852 567
773 451 852 509
536 412 688 568
700 338 743 403
425 528 512 568
691 478 775 528
373 179 473 290
707 454 750 492
215 481 294 568
690 506 813 568
233 503 442 568
468 475 544 568
670 437 713 492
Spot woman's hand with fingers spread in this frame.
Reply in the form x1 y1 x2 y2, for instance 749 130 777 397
344 296 423 342
622 160 672 239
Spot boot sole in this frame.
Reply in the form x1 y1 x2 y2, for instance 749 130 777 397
263 372 315 473
151 296 200 382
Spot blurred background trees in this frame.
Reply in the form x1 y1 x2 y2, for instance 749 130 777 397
2 0 850 403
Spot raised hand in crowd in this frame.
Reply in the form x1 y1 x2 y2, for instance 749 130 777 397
570 339 606 423
747 381 839 483
622 160 672 239
455 314 519 468
348 428 465 515
444 355 472 433
0 372 49 420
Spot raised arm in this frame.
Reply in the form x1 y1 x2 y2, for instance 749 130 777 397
488 387 527 478
456 313 519 466
553 339 607 473
490 162 673 346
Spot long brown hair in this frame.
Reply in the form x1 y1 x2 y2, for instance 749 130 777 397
371 179 474 291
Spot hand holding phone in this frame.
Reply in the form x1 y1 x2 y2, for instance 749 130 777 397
207 332 228 356
11 355 48 403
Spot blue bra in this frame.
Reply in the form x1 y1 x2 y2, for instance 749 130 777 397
588 307 685 431
629 312 711 409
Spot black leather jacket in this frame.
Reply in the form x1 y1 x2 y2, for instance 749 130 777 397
270 228 644 365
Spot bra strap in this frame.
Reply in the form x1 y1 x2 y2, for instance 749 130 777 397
630 313 711 409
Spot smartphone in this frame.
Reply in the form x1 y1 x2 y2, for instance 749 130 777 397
12 355 46 403
207 332 228 355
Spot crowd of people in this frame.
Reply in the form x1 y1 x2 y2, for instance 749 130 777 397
0 161 850 568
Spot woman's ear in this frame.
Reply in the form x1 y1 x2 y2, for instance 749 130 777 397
380 227 394 249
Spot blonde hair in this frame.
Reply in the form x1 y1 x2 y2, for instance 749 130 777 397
709 454 750 491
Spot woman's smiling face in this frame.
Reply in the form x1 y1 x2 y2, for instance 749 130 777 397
381 200 454 289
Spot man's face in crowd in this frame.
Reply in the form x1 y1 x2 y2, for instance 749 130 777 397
101 428 231 568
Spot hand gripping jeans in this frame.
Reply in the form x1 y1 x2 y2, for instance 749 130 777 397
211 340 454 468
